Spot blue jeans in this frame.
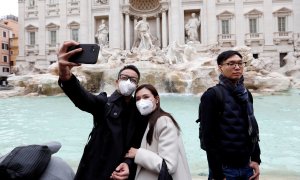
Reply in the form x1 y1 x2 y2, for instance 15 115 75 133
208 165 254 180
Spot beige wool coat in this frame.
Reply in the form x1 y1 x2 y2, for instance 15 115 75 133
134 116 192 180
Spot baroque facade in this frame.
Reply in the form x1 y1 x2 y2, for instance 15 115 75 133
17 0 300 68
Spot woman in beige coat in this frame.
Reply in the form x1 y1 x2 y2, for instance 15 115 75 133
125 84 192 180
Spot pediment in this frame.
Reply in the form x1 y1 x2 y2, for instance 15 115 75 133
25 24 38 31
46 22 59 29
274 7 292 13
217 10 234 19
273 7 292 16
245 9 263 16
68 21 80 28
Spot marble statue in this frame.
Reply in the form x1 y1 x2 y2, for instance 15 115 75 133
95 19 109 47
185 13 201 42
133 15 154 50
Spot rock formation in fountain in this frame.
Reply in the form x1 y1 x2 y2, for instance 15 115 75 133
4 42 300 97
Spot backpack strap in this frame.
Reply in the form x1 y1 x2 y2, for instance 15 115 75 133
197 84 251 124
196 84 224 123
211 84 225 117
212 85 253 114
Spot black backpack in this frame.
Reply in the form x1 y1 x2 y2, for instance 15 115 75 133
196 84 253 150
0 145 51 180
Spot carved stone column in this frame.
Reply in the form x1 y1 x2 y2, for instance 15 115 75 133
161 9 167 48
125 12 130 50
156 14 161 47
134 16 138 42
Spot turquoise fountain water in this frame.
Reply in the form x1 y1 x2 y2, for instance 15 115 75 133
0 90 300 178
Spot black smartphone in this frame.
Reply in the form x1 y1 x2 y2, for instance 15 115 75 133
67 44 100 64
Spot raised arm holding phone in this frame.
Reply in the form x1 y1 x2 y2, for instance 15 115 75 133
57 41 147 180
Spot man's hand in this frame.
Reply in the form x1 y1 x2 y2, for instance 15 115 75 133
249 161 260 180
57 41 82 81
110 163 129 180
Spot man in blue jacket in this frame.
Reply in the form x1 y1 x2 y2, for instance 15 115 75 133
199 50 261 180
57 41 147 180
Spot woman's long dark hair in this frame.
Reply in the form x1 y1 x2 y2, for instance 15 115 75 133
134 84 181 145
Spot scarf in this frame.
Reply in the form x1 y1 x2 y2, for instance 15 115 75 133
219 74 259 143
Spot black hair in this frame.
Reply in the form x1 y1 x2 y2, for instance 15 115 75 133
117 65 140 81
216 50 243 65
134 84 181 145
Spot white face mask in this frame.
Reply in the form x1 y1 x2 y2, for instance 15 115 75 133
136 99 155 116
118 79 136 96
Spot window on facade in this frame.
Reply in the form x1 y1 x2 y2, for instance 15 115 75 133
50 31 57 45
249 18 257 33
3 67 9 72
3 31 6 38
71 29 79 42
221 20 229 34
1 43 8 50
278 17 286 32
29 32 36 45
3 56 8 62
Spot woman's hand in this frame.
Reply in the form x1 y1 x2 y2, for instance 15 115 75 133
125 147 138 158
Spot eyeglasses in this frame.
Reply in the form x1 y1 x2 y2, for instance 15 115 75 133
119 74 139 84
222 62 246 68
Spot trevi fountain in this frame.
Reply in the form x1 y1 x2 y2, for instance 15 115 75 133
1 40 300 98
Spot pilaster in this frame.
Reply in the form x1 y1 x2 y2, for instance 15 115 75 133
109 0 121 49
264 0 274 45
235 0 244 46
37 0 45 57
205 0 217 45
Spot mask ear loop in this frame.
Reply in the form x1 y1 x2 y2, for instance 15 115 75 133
155 96 160 104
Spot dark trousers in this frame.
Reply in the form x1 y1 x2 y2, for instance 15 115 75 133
208 164 253 180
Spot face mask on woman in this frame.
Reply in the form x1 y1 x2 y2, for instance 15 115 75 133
119 79 137 96
136 99 155 116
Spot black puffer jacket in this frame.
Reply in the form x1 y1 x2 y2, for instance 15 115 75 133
219 87 259 166
199 86 261 179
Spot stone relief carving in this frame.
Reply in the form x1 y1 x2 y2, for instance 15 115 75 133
29 0 35 6
95 0 108 4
